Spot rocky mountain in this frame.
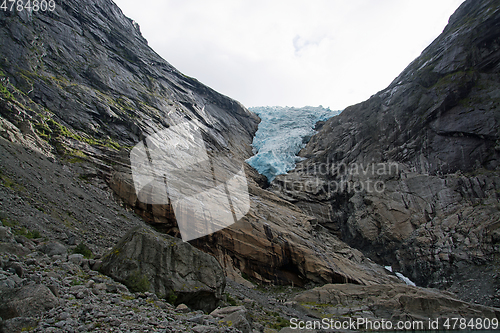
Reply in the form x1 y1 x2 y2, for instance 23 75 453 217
0 0 406 289
272 0 500 307
0 0 499 331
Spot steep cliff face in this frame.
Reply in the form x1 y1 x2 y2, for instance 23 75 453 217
0 0 258 158
0 0 404 289
272 0 500 306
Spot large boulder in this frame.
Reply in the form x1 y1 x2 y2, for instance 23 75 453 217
0 284 59 320
100 226 225 312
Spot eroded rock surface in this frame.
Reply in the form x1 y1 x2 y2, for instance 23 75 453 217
0 284 59 320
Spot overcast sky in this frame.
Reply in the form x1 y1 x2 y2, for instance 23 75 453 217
112 0 464 110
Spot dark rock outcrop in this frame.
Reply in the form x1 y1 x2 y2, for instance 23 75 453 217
272 0 500 306
100 226 226 313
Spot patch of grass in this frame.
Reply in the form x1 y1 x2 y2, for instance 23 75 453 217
0 216 18 227
121 294 135 301
125 271 150 293
70 279 83 286
34 115 123 151
72 242 93 259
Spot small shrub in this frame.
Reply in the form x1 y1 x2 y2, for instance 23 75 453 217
166 291 177 305
0 82 14 100
14 227 42 239
26 229 42 239
71 279 83 286
72 242 93 258
125 271 150 293
270 316 290 330
225 293 237 306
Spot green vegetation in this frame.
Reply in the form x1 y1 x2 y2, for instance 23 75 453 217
0 81 14 101
0 173 26 192
125 271 150 293
72 242 93 259
0 216 18 227
33 115 123 151
121 294 135 301
225 293 237 306
14 227 42 239
300 301 331 309
431 70 475 91
71 279 84 286
166 291 178 305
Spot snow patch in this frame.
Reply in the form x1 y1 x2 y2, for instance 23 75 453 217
395 272 416 287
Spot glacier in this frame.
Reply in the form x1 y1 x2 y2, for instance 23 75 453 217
246 106 341 182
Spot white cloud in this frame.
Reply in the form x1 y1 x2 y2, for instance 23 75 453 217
112 0 465 110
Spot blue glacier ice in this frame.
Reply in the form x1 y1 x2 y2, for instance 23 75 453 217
246 106 341 182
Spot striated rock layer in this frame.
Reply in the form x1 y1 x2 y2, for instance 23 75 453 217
271 0 500 306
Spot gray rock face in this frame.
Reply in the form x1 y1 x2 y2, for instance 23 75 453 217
0 0 258 158
272 0 500 306
99 226 225 312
